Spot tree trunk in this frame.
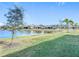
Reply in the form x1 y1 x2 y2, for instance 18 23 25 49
10 30 15 45
67 24 69 32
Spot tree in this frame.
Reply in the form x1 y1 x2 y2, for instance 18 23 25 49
63 18 75 32
69 20 74 30
5 5 24 44
63 18 70 32
74 23 79 31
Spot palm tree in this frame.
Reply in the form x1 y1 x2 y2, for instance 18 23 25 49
63 18 70 32
75 23 79 31
69 20 74 30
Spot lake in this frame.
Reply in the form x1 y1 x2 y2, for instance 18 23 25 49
0 30 42 38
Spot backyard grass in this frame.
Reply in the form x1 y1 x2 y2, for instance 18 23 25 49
1 31 79 57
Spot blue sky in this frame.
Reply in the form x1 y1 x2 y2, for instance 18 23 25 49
0 2 79 25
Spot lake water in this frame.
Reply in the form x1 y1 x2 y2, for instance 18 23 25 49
0 30 42 38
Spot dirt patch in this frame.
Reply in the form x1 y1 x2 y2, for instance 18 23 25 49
0 40 22 49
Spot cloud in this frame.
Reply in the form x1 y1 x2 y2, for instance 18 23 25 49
57 2 65 6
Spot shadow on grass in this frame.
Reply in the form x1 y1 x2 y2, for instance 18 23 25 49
3 35 79 57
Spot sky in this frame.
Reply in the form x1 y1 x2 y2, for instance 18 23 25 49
0 2 79 25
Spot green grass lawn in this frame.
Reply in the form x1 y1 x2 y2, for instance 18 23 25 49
1 32 79 57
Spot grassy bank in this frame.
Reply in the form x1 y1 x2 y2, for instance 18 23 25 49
1 31 79 57
0 32 65 56
6 33 79 57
